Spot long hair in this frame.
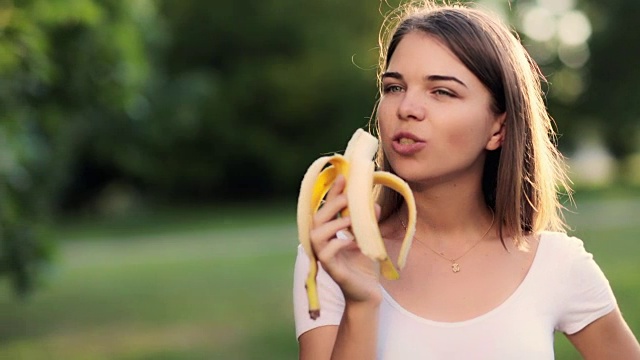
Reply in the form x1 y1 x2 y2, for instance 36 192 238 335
370 1 572 248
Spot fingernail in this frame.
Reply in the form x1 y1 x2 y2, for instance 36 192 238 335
336 230 352 241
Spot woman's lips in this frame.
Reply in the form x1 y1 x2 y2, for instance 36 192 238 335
391 132 426 155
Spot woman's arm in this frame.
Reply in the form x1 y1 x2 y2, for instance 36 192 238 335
299 299 380 360
567 307 640 360
299 326 338 360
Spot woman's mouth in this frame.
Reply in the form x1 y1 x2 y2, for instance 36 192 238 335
398 138 416 145
392 132 426 155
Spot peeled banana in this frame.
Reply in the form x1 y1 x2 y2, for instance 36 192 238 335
296 128 417 320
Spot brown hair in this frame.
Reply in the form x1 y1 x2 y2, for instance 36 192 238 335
370 1 572 248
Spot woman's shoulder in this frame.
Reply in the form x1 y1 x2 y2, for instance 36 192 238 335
536 233 616 334
538 230 588 254
533 231 598 270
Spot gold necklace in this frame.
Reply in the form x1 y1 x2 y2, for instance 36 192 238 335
401 211 495 273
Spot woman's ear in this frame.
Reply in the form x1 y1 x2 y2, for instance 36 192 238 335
486 113 506 151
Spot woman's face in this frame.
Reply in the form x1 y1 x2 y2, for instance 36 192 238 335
378 31 504 187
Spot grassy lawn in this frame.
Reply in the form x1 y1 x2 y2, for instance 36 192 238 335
0 204 300 359
0 196 638 359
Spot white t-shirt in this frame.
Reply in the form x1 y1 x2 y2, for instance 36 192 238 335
293 231 617 359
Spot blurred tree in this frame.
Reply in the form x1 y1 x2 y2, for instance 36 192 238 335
507 0 640 160
0 0 162 295
132 0 388 201
3 0 639 295
578 0 640 159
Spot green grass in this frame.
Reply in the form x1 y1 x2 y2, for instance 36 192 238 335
0 195 638 359
0 207 299 359
553 196 640 359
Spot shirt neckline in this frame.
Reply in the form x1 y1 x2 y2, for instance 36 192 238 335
380 231 550 328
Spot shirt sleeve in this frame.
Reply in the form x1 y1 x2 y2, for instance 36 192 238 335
293 244 345 339
555 235 617 335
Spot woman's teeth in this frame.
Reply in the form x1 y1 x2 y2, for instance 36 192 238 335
399 138 416 145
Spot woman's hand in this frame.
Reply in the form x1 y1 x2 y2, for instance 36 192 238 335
309 174 382 305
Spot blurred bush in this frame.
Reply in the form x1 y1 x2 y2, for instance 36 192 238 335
1 0 639 295
0 0 162 295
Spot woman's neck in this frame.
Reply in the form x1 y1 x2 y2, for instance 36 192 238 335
398 180 495 248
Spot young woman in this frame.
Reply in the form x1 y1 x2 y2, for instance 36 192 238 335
293 1 640 359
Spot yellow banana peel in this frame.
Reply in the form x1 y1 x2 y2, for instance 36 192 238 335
296 128 417 320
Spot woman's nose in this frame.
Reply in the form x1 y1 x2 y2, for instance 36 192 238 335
397 91 426 121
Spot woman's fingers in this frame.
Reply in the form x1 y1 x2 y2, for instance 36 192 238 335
335 229 353 241
313 193 348 226
309 174 368 272
316 229 356 266
326 173 346 200
309 216 351 252
313 174 348 227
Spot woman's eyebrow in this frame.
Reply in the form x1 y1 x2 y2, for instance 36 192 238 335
381 71 403 80
382 72 467 88
426 74 467 88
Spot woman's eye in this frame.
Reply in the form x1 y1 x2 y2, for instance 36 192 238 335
434 89 454 97
384 84 403 93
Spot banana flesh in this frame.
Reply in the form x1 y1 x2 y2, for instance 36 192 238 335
296 128 417 320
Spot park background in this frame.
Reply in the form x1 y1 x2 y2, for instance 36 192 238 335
0 0 639 358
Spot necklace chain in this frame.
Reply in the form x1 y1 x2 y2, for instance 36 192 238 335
401 210 495 273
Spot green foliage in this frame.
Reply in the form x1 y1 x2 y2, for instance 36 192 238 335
2 0 640 294
578 0 640 158
514 0 640 159
0 0 161 295
123 0 389 201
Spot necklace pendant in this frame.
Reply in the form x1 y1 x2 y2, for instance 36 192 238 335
452 263 460 273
